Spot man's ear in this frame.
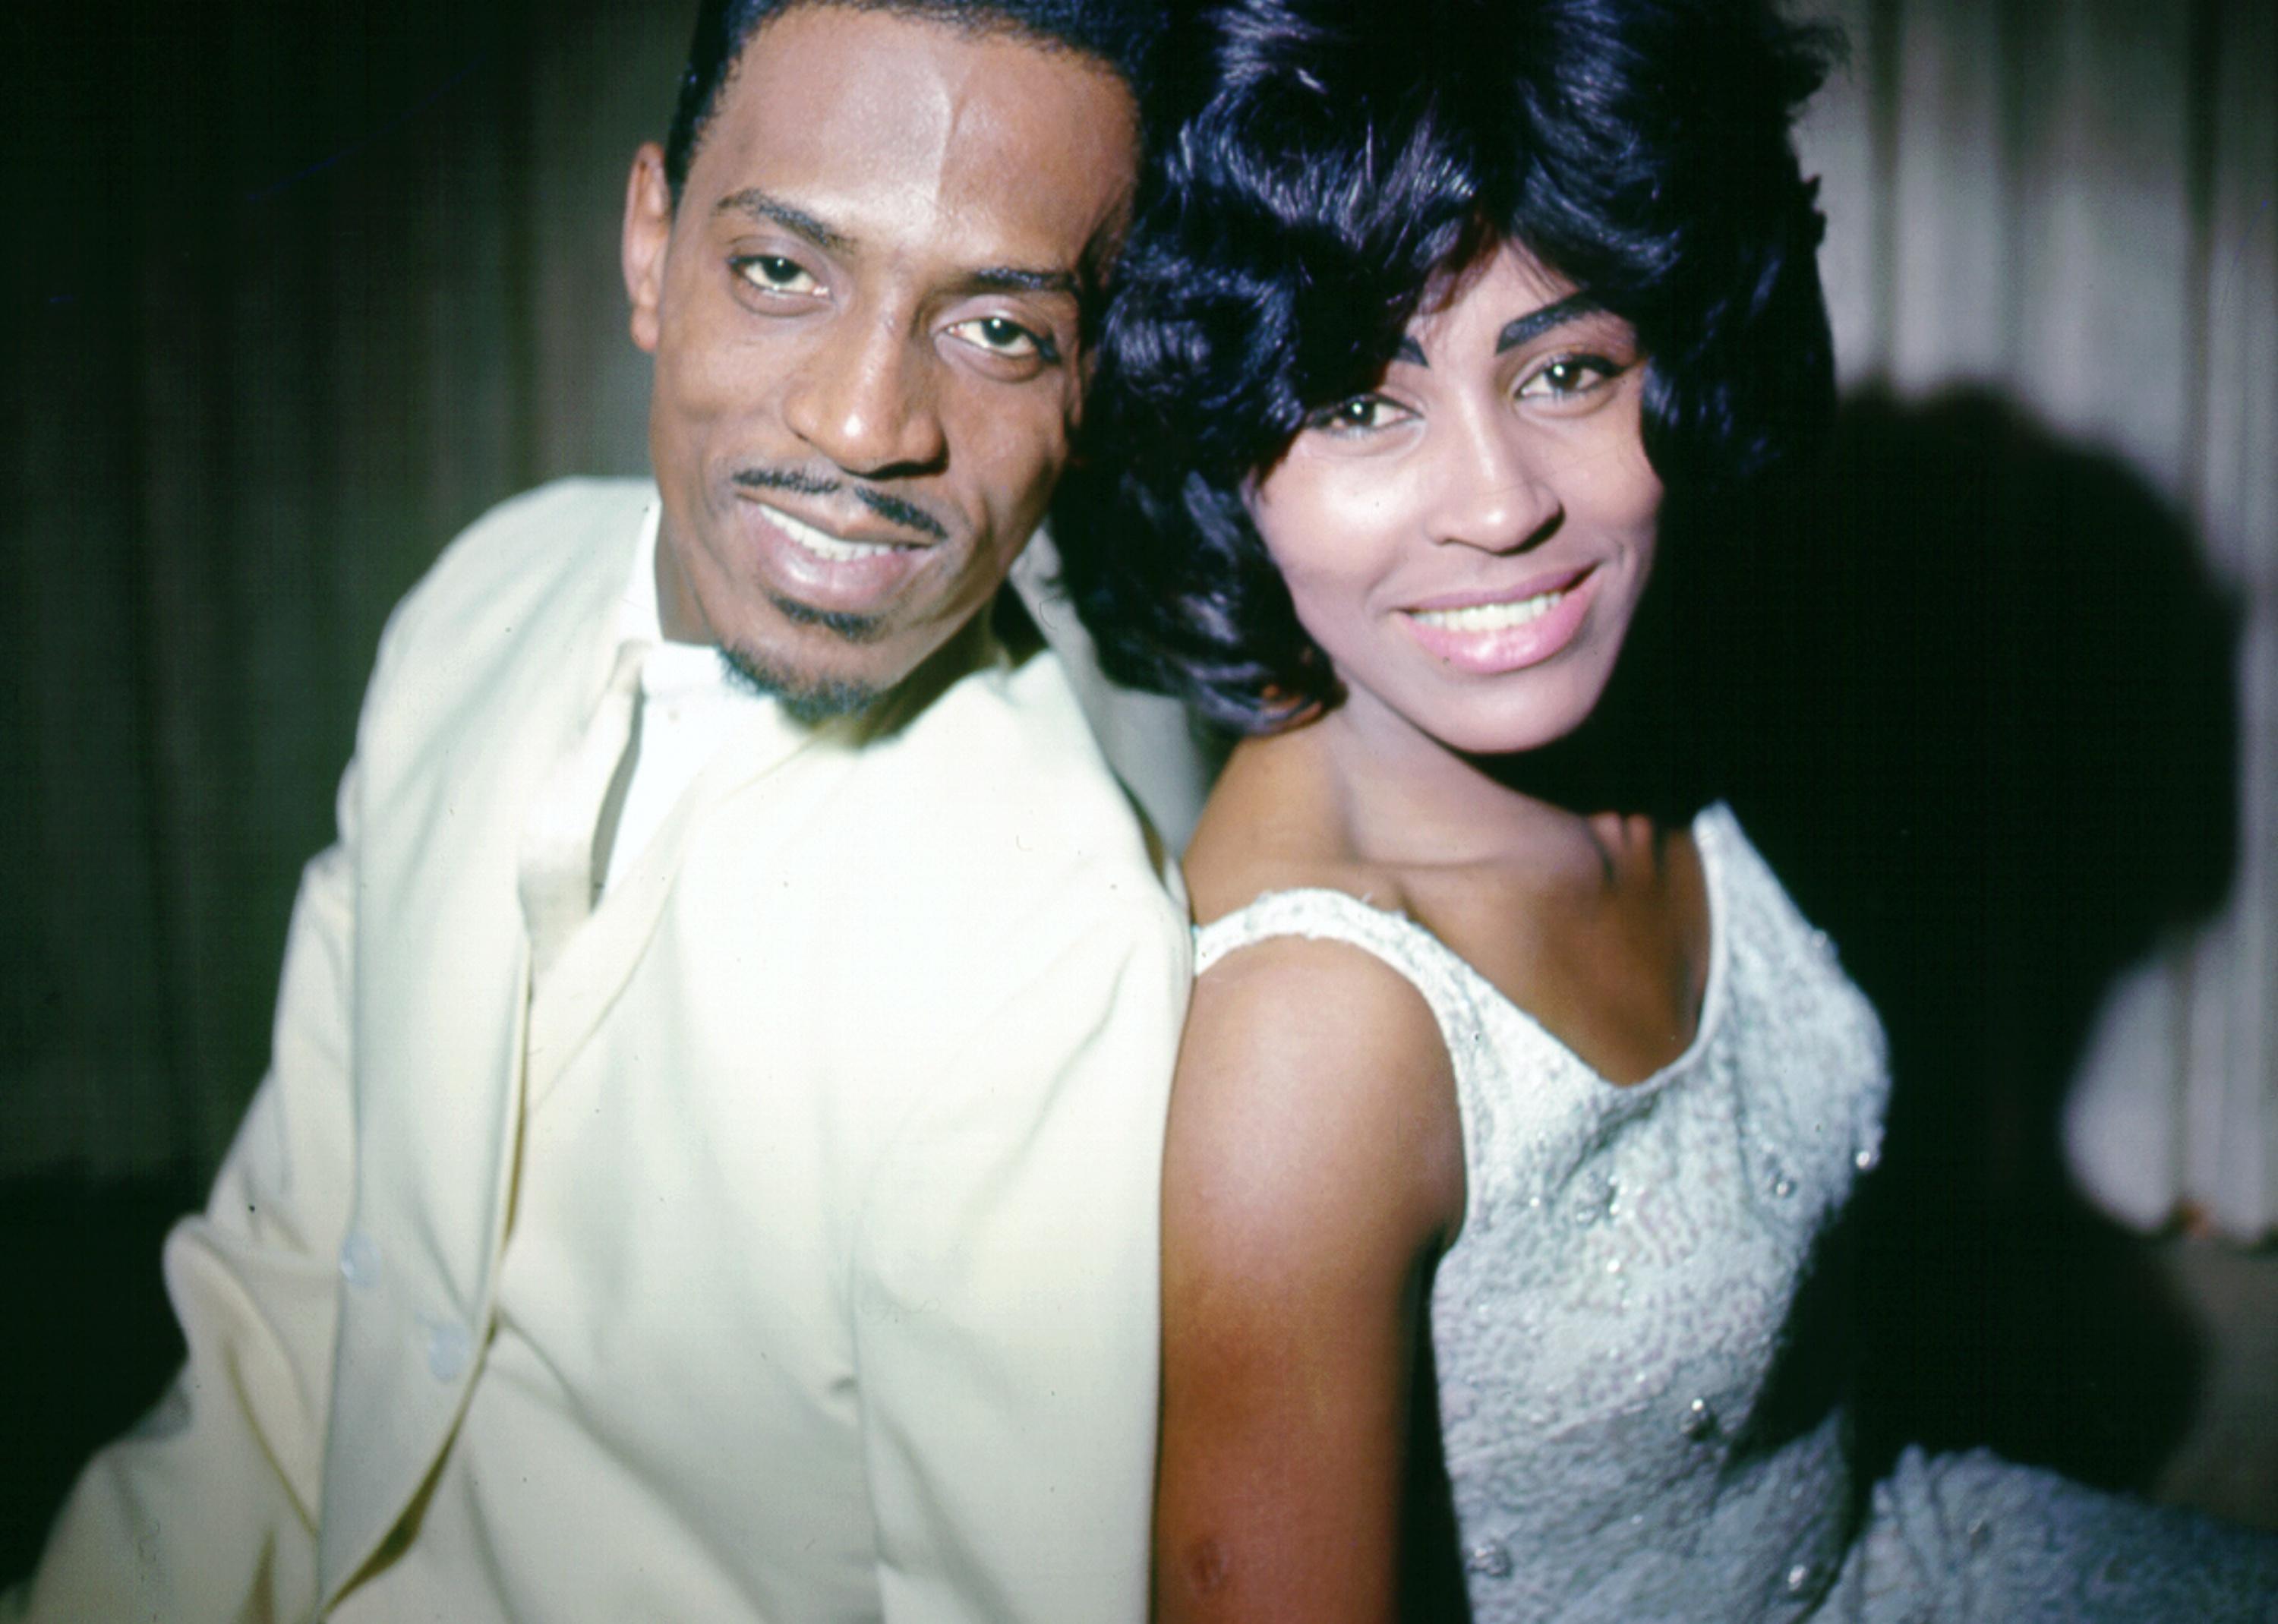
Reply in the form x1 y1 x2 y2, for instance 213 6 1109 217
623 142 674 355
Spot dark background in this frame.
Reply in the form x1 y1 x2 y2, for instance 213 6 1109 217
3 0 682 1571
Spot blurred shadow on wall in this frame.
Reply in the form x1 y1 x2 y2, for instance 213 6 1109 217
1704 388 2241 1493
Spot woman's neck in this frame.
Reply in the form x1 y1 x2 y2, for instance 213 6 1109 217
1314 654 1696 876
1308 699 1585 871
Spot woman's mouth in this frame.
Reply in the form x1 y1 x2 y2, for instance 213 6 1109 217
1400 567 1599 675
1409 585 1572 635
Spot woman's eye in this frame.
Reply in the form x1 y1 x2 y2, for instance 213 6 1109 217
1307 395 1399 435
1519 355 1620 400
948 315 1052 363
735 256 822 297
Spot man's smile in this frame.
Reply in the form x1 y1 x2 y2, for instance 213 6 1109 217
757 501 928 563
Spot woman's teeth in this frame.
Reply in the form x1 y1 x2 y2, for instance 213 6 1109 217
1411 590 1564 632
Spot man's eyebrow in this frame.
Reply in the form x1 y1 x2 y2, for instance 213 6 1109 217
1496 292 1606 352
714 188 850 253
707 195 1078 301
961 266 1082 298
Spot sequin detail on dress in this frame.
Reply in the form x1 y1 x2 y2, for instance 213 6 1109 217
1194 804 2278 1621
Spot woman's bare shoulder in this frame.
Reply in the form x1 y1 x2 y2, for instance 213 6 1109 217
1175 927 1464 1259
1184 731 1413 925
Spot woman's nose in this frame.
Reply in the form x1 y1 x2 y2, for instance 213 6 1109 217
1425 408 1561 553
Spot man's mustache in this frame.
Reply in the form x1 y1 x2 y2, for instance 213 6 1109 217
730 467 950 543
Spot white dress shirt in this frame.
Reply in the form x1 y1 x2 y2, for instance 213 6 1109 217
601 503 771 897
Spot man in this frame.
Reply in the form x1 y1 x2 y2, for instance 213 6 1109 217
6 2 1188 1619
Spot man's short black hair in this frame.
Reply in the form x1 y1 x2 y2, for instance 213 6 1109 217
1055 0 1841 734
664 0 1168 203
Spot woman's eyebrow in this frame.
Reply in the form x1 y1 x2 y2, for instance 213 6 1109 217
1392 291 1608 368
1495 292 1604 352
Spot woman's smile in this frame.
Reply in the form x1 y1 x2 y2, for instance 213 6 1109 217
1245 240 1662 758
1399 564 1599 674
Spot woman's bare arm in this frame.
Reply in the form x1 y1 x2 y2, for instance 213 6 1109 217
1154 936 1465 1624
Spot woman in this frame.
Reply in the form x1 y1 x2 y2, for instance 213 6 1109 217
1055 0 2278 1618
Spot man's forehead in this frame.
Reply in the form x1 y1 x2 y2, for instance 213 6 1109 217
690 5 1138 270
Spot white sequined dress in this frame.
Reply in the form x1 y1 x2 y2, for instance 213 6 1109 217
1194 804 2276 1622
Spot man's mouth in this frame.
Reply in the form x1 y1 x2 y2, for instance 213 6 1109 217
760 503 923 564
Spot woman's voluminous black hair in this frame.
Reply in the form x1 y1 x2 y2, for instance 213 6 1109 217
664 0 1168 203
1054 0 1841 734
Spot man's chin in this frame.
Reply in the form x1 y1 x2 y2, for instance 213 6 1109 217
717 644 882 726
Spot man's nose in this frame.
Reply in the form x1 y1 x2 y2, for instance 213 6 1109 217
781 314 949 479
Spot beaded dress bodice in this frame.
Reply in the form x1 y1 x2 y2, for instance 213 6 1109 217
1194 804 1891 1622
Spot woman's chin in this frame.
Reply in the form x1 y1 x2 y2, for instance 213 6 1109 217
1376 666 1617 763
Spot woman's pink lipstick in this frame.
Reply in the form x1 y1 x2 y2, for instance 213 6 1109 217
1399 566 1598 674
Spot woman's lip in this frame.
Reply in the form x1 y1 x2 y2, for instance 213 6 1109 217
1402 565 1594 615
1399 566 1601 675
738 498 935 613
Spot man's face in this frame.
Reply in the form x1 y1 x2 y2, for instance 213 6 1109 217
622 5 1139 714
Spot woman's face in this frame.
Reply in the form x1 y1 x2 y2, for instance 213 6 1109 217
1247 240 1663 758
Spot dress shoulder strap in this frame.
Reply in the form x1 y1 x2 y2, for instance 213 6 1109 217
1195 887 1510 1244
1194 888 1486 1037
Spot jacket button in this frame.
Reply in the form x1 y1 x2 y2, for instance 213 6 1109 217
339 1232 382 1288
424 1320 473 1383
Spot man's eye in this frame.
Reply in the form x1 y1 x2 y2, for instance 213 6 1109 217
948 315 1052 362
734 256 822 297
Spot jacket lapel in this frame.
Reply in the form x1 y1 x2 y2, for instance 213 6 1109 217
521 703 832 1111
519 601 1009 1108
318 483 647 1602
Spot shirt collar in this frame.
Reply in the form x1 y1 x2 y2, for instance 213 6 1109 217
615 501 754 703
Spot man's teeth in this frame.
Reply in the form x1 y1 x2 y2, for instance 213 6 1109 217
1412 590 1564 632
767 506 902 563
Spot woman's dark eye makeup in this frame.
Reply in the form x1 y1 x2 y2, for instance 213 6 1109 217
1522 352 1626 397
1297 301 1639 434
1308 396 1396 432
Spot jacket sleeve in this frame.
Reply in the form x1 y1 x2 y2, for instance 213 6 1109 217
4 761 362 1624
852 872 1189 1624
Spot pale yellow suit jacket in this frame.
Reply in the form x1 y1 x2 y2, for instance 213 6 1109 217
9 480 1190 1622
